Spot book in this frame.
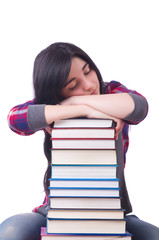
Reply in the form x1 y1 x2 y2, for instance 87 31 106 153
49 187 120 197
41 227 132 239
47 208 125 219
51 128 115 139
46 218 126 234
51 149 117 165
49 197 121 209
51 165 118 179
42 118 132 240
51 139 115 149
49 178 119 188
53 119 115 128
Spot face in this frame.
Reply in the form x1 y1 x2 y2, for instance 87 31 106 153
61 57 100 98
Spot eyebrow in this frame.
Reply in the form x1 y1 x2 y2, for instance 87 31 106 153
64 62 88 88
82 62 88 71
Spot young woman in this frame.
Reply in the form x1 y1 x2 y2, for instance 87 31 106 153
1 42 158 240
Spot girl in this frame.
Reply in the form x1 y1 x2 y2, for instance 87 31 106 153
1 42 158 240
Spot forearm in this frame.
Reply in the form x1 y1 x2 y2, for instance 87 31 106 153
29 104 120 131
44 104 92 125
62 93 135 119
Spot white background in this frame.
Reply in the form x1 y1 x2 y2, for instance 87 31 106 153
0 0 159 227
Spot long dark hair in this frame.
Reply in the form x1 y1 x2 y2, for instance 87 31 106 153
33 42 105 194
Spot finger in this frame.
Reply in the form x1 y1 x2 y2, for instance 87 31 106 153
45 126 52 135
115 121 124 139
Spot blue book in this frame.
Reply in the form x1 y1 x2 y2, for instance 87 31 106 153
49 178 120 188
47 208 125 220
49 196 121 209
41 226 132 239
42 227 132 239
49 186 120 197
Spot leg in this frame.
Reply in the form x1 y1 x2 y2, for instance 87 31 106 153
0 212 46 240
125 214 159 240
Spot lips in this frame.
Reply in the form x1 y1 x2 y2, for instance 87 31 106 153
91 89 97 95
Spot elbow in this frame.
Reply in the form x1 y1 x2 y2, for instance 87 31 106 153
7 108 18 134
123 94 149 124
135 97 148 123
7 108 34 136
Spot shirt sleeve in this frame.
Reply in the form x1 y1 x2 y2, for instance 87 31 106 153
105 81 148 124
7 100 48 136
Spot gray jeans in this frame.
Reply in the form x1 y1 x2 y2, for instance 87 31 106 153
0 213 158 240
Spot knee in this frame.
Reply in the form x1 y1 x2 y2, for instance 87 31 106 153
0 213 46 240
0 217 20 240
125 215 159 240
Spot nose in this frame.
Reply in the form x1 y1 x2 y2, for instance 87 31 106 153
81 78 93 92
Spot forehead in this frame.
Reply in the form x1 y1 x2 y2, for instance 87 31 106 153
72 57 86 65
70 57 86 72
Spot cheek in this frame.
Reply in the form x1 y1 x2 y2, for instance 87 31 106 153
91 71 99 82
92 72 100 87
92 72 100 93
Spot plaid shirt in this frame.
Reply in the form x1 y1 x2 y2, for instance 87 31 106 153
7 81 148 212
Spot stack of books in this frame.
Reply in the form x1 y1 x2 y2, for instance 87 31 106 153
41 118 132 239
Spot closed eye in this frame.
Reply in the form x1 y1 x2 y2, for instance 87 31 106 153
63 62 91 91
67 79 78 90
84 64 91 75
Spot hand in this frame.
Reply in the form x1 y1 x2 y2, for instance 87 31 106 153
113 117 124 140
86 108 124 140
45 126 52 135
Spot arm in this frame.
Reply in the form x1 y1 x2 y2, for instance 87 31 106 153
61 81 148 124
8 99 118 136
61 93 135 119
